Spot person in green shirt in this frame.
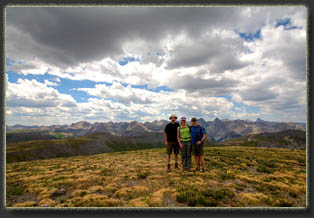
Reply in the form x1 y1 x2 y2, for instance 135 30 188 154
177 117 192 171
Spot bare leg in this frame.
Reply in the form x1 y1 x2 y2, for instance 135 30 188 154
194 155 199 168
200 155 205 169
174 154 178 163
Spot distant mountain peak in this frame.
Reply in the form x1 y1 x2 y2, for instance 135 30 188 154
214 117 222 122
78 121 91 125
71 121 91 126
256 118 265 122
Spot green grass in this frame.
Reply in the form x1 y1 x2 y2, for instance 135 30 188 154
100 168 113 176
176 186 235 207
50 132 73 139
137 171 150 179
6 146 306 207
6 185 25 196
256 165 274 173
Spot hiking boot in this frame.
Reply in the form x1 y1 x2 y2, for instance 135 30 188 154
194 167 200 172
201 168 205 172
194 166 200 172
167 164 171 172
175 163 179 169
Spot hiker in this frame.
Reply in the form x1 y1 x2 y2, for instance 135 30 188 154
164 114 180 172
177 117 192 171
190 117 206 172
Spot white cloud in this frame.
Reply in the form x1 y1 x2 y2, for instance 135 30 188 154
5 78 79 125
76 81 237 122
44 79 59 86
5 6 307 124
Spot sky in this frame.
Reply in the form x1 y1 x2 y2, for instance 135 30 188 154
5 6 307 126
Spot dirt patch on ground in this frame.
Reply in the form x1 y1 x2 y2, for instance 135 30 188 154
7 193 38 207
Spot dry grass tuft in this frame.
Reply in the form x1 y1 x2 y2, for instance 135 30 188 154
6 146 306 207
114 187 133 198
71 190 90 197
149 188 172 207
128 197 148 207
103 183 119 193
88 186 105 192
39 198 56 207
239 192 268 206
13 201 37 207
132 185 149 194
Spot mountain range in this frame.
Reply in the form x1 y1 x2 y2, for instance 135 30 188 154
220 129 306 150
6 118 306 143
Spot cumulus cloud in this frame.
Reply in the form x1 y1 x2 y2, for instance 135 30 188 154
76 81 236 121
5 7 243 67
5 77 238 125
164 30 250 73
229 18 306 117
6 78 76 108
77 81 155 104
5 6 307 124
44 79 59 86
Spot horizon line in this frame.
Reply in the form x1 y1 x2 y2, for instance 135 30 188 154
6 117 306 127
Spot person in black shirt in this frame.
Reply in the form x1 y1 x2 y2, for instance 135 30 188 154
164 114 180 172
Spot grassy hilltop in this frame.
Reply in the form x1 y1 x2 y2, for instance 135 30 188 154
6 132 164 163
6 146 306 208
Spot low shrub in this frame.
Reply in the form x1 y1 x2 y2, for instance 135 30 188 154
175 187 234 207
289 191 297 198
137 171 150 179
101 168 112 176
256 165 274 173
7 185 24 196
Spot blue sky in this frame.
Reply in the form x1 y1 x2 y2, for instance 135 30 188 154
274 18 302 30
5 7 306 125
237 29 262 41
119 56 140 66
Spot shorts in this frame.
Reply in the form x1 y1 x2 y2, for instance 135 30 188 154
167 141 179 155
192 143 204 156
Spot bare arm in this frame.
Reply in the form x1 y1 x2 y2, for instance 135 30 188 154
197 128 206 144
201 133 206 142
177 127 181 145
164 132 168 146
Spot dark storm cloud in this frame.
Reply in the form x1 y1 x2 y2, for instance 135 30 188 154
6 7 244 68
240 88 279 102
165 33 249 72
7 62 39 72
283 46 306 80
238 76 284 102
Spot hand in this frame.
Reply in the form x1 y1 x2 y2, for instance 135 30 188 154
196 141 201 145
165 141 168 146
179 143 183 148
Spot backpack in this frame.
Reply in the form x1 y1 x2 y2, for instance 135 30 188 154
190 124 205 144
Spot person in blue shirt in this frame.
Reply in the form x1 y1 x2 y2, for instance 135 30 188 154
190 117 206 172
